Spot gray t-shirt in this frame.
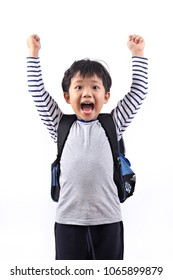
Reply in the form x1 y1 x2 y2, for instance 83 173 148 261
56 119 122 225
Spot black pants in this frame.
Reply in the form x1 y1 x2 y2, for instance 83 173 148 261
54 222 124 260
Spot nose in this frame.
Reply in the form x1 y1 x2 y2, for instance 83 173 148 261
82 88 92 98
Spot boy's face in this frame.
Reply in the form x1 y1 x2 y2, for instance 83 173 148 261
64 72 110 121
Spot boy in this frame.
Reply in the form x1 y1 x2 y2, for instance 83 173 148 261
27 34 148 260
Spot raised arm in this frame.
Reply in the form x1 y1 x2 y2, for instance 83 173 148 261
27 34 63 143
113 34 148 140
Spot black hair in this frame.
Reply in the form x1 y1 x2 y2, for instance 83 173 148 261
62 59 112 93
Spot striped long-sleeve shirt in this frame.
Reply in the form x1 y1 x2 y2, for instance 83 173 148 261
27 57 148 226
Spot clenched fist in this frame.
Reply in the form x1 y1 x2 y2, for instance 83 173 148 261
127 34 145 57
27 34 41 57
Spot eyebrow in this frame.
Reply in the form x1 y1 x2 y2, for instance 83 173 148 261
73 79 102 84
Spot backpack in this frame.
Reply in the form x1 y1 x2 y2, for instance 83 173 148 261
51 113 136 203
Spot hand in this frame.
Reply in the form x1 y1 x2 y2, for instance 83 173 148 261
127 34 145 57
27 34 41 57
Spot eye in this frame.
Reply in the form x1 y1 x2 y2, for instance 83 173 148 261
75 86 82 90
93 85 99 90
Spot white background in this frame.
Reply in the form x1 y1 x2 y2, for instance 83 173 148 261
0 0 173 262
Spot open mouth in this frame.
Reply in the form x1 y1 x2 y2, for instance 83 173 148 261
81 102 94 114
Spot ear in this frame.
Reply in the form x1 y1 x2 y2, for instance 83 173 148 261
104 92 110 104
64 92 71 104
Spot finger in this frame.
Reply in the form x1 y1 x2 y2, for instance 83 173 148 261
134 35 140 43
33 34 40 41
138 37 144 44
129 34 140 41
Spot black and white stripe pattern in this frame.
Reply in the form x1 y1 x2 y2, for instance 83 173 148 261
113 56 148 139
27 57 63 142
27 56 148 142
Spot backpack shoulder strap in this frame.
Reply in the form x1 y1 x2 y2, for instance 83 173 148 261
98 113 119 159
98 113 123 167
57 113 125 163
57 114 77 159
